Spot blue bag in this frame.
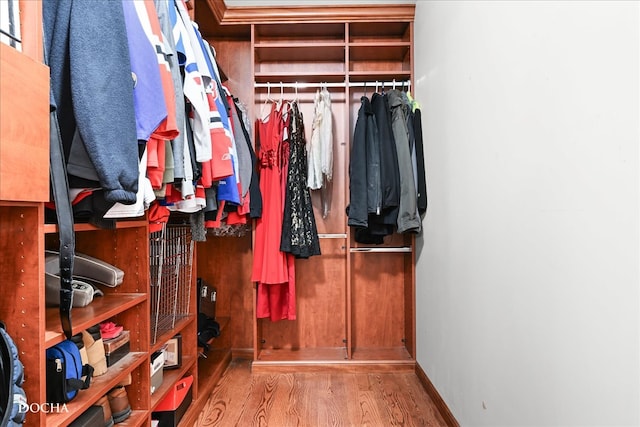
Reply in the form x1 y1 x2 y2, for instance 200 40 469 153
0 322 27 426
46 340 93 403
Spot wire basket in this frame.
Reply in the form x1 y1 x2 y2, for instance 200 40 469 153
150 224 194 344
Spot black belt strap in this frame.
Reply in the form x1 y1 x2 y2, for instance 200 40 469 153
49 109 75 340
44 25 75 340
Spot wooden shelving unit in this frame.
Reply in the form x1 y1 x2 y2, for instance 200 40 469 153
0 2 198 425
249 15 416 370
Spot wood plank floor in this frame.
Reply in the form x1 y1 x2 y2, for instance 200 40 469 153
195 358 447 427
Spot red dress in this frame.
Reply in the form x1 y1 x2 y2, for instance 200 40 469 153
251 103 296 321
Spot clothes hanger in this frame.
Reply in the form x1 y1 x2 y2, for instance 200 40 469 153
276 81 284 111
260 82 273 121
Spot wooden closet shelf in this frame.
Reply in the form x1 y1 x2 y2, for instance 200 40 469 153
150 354 197 411
196 349 232 398
45 351 148 427
255 71 346 83
254 22 345 41
44 293 146 347
350 43 410 61
351 346 414 361
176 348 232 427
348 71 412 83
255 41 345 48
104 410 147 427
150 315 196 354
256 346 348 362
44 219 147 234
348 21 411 41
255 44 345 62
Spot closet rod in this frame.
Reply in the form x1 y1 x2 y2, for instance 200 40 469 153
350 247 412 253
254 80 411 89
317 233 347 239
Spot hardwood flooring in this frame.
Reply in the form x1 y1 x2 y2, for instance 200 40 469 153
195 358 447 427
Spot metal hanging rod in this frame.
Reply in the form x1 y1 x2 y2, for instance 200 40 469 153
254 80 411 89
317 233 348 239
350 247 412 253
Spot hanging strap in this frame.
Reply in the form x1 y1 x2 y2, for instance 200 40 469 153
43 25 75 340
49 109 75 340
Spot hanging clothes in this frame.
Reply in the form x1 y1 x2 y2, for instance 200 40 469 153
154 0 187 182
281 102 321 259
121 0 166 143
348 87 425 242
307 87 333 189
307 86 334 218
43 0 139 204
234 99 262 219
411 105 428 215
347 95 380 228
252 103 296 321
387 89 421 234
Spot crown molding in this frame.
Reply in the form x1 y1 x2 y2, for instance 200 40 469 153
204 0 415 24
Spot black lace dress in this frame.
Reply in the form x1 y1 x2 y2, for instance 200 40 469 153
280 102 321 258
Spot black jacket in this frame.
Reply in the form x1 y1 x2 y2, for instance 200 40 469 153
371 93 401 217
348 96 380 227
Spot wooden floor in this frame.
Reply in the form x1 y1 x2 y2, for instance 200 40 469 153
195 358 447 427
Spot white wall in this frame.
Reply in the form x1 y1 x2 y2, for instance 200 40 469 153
414 1 640 426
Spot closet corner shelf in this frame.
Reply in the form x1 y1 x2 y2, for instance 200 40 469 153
44 293 147 347
45 351 148 426
179 348 232 427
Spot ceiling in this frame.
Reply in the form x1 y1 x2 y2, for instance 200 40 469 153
224 0 416 5
194 0 416 40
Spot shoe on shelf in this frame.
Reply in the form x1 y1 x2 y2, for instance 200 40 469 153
100 322 124 340
82 328 108 376
108 386 132 424
116 373 132 387
93 395 114 427
70 332 89 366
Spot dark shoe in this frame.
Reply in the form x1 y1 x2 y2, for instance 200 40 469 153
93 395 114 427
108 386 131 424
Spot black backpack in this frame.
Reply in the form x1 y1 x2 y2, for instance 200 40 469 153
0 322 27 426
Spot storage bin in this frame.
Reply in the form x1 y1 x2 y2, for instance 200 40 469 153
150 350 165 394
152 375 193 427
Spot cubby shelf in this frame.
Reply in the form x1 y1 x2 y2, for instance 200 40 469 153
44 294 147 347
45 352 148 427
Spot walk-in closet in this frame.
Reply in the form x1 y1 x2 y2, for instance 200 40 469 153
4 0 635 426
0 0 433 425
